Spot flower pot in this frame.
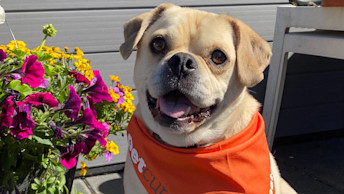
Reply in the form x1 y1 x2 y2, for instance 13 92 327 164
322 0 344 6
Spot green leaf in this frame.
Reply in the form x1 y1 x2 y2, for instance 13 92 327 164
31 183 39 190
47 176 56 184
0 92 8 102
60 176 66 188
37 189 47 194
43 63 56 76
47 187 56 194
54 165 65 173
32 51 52 61
32 135 53 146
43 63 63 77
6 80 33 100
34 178 41 185
41 111 50 121
12 49 27 61
63 185 69 194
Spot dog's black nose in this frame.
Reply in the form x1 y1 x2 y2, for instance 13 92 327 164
168 53 197 77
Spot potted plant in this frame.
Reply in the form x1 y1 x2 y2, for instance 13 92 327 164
0 21 135 193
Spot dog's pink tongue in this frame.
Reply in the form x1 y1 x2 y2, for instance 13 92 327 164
158 93 193 118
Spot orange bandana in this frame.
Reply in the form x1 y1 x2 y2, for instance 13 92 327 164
127 112 275 194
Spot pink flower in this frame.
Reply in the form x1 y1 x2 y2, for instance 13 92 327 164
0 96 14 128
86 96 97 117
80 124 108 155
81 130 105 155
104 151 113 162
67 108 104 130
68 71 90 85
83 70 112 103
62 86 81 120
23 92 59 109
67 109 109 155
38 78 50 88
58 143 84 169
112 86 125 106
21 55 44 88
10 102 35 139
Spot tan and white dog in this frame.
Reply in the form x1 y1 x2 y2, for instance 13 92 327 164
120 4 297 194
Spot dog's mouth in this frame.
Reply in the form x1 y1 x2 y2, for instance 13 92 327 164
147 90 216 128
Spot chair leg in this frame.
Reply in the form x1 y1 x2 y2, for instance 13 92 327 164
263 52 289 149
262 8 291 149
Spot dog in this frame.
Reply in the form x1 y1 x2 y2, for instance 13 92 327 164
120 4 297 194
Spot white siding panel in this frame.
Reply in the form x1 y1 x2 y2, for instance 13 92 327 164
2 0 288 11
84 52 136 87
0 5 278 53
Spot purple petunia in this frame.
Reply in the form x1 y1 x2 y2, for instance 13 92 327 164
21 55 45 88
67 108 105 130
0 49 7 62
83 70 112 103
62 86 81 120
10 102 35 139
49 121 64 140
80 122 109 155
68 71 90 85
0 96 14 128
112 86 125 106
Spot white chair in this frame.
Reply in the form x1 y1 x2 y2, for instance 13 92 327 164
263 5 344 149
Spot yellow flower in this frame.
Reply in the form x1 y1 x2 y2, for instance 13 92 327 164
6 40 29 53
79 162 89 176
84 70 94 80
106 141 119 155
119 100 136 114
0 45 7 52
91 153 98 160
74 55 82 61
64 47 69 52
109 89 120 102
75 47 84 56
124 92 134 101
109 75 120 82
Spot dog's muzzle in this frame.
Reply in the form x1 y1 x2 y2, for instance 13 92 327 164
146 52 217 132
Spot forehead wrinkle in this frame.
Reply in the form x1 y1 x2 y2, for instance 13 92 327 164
189 16 234 56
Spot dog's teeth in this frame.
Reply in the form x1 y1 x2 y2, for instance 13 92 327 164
184 106 191 116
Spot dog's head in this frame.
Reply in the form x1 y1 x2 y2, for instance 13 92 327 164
120 4 271 147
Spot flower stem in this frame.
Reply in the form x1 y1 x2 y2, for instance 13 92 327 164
38 35 48 52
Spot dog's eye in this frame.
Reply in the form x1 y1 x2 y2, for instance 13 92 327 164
211 50 227 65
150 37 166 54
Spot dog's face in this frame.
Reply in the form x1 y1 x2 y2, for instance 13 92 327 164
120 4 271 147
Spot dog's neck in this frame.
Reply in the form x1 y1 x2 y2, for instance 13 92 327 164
221 90 261 139
152 132 202 148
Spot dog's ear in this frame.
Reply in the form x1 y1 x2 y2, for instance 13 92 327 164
230 17 272 87
120 3 175 60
